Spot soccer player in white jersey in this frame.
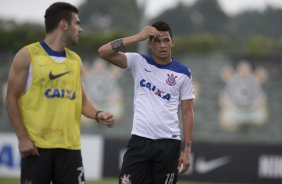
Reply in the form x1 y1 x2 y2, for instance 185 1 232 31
98 20 195 184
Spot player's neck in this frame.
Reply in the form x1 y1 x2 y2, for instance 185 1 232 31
154 57 172 65
44 32 66 52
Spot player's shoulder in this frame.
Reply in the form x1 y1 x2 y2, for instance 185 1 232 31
139 54 155 65
125 52 144 59
125 52 148 66
139 55 192 78
12 45 32 68
65 47 81 61
171 59 192 78
24 41 46 57
19 42 39 58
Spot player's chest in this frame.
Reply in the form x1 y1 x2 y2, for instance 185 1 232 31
136 66 182 99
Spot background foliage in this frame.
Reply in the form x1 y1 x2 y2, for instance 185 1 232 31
1 0 282 58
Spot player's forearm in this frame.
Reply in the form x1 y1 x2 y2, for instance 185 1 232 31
182 112 194 152
122 34 144 47
81 90 99 120
82 101 98 120
98 34 142 69
98 34 141 55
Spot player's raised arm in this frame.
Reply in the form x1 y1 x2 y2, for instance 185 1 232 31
98 26 161 69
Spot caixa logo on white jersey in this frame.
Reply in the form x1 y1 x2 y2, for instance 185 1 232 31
140 79 171 101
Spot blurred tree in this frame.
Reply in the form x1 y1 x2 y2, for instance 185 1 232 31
191 0 228 34
78 0 140 33
0 24 44 52
153 0 227 35
1 0 282 57
151 3 194 35
229 7 282 39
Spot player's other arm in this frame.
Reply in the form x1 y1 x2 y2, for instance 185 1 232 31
179 99 194 174
98 26 161 69
80 61 114 127
6 47 39 157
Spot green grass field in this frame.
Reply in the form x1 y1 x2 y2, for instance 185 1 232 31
0 177 248 184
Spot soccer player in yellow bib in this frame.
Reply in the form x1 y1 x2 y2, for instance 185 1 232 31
5 2 114 184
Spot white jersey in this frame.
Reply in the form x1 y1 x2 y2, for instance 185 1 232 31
125 52 195 140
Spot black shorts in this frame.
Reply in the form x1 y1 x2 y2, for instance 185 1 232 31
21 148 85 184
119 135 181 184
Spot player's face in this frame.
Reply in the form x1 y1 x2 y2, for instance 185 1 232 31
149 31 174 61
66 13 83 45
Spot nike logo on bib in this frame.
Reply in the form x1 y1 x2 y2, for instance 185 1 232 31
49 71 71 80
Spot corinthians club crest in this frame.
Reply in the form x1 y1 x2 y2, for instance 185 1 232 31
120 174 132 184
219 60 268 130
166 73 177 86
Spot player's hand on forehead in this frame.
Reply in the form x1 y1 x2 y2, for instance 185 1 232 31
140 26 161 40
150 26 161 38
155 32 170 39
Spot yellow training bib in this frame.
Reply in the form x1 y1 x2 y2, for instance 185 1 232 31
19 42 82 149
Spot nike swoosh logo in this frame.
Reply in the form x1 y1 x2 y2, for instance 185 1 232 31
144 68 152 72
49 71 71 80
195 156 231 174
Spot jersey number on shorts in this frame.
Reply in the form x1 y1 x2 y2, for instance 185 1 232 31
165 173 175 184
77 166 85 184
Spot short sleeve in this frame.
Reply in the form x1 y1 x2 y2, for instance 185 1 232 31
180 76 195 100
125 52 141 70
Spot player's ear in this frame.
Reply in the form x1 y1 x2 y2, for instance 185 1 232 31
59 19 69 30
147 40 152 48
171 38 175 47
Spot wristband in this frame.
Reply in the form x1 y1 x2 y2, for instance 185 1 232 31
95 111 103 123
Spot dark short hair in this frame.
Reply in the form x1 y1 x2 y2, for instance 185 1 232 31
150 20 173 41
44 2 78 33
